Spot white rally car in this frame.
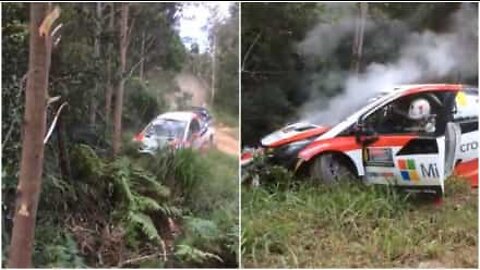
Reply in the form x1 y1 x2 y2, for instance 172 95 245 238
133 111 215 154
242 84 478 195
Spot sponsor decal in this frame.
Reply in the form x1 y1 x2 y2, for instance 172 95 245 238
455 91 468 107
420 163 440 178
367 172 394 178
364 148 394 167
460 141 478 153
397 159 420 182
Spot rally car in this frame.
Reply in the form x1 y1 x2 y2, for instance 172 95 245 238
242 84 478 195
133 110 215 154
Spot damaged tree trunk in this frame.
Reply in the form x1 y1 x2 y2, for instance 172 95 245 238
8 3 53 267
112 3 129 156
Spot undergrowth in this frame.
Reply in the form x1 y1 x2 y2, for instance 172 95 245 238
2 143 238 268
241 170 478 268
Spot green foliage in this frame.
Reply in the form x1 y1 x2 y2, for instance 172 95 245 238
129 3 186 73
2 3 28 184
32 227 86 268
126 211 161 243
174 244 223 264
241 3 478 145
2 3 237 268
71 144 106 180
212 3 239 118
241 3 319 145
242 180 477 267
107 156 180 249
124 77 165 131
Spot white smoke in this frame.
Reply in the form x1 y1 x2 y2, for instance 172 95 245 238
297 3 478 125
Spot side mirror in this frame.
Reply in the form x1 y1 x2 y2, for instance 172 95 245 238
354 121 378 145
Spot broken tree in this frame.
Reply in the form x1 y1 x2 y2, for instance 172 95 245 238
8 3 56 267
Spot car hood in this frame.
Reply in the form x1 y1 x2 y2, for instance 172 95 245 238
260 122 330 148
140 136 182 151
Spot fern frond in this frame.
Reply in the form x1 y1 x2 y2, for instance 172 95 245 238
134 196 161 212
131 167 171 198
158 203 182 217
126 211 161 242
174 244 223 263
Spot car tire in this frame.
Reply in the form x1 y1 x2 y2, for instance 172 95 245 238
309 153 356 184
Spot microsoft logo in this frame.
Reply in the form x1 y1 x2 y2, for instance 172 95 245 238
397 159 419 182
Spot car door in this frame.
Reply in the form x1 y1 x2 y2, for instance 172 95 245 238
452 88 479 186
359 90 457 195
187 118 202 149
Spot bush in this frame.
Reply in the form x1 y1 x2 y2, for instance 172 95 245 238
124 77 165 131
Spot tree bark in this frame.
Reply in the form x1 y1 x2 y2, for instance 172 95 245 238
351 2 368 74
105 3 114 128
56 103 71 182
112 3 129 156
8 3 52 267
89 2 102 127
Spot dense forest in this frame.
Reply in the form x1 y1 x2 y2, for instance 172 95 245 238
2 3 238 268
241 2 478 145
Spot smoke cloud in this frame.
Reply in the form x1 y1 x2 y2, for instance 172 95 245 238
296 3 478 125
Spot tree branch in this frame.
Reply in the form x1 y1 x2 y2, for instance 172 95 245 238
117 250 171 268
241 31 262 71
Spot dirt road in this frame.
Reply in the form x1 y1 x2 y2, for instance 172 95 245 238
215 124 239 156
175 73 238 156
175 73 208 106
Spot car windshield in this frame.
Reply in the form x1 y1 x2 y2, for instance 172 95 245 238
145 119 187 139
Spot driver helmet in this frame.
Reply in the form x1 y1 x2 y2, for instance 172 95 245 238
408 98 431 120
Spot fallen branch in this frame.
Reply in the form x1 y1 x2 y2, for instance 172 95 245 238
117 252 172 267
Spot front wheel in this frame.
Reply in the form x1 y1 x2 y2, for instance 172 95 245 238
309 153 356 184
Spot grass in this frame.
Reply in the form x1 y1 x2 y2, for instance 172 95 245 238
241 178 478 268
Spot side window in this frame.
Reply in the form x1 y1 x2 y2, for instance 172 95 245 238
188 119 200 138
363 91 453 136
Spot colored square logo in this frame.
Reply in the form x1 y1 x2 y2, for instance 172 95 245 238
407 159 416 170
398 160 407 170
401 171 410 181
398 159 418 182
409 171 419 182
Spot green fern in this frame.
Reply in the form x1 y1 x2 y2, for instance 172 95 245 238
126 211 161 242
158 203 182 217
175 244 223 264
134 196 161 212
70 144 105 180
106 155 180 250
131 166 171 198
